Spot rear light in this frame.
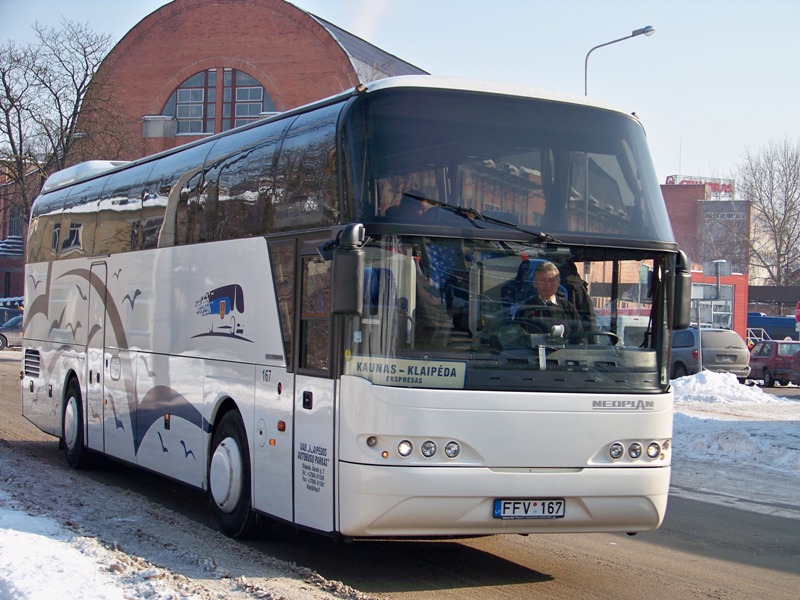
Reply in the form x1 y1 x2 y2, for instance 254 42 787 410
691 349 698 360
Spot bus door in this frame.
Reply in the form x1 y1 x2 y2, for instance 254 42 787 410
86 262 106 452
293 248 335 533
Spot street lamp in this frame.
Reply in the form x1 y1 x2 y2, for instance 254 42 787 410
584 25 655 95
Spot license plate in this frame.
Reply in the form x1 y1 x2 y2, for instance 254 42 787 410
493 498 565 519
716 354 736 363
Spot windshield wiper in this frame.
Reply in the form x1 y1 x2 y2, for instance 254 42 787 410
402 191 561 243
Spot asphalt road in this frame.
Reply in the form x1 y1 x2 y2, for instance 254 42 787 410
2 349 799 599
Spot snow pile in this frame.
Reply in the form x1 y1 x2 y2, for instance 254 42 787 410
669 370 800 518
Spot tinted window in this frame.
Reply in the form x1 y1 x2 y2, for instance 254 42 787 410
673 329 694 348
148 144 212 248
268 239 296 366
59 177 108 258
299 253 331 372
272 105 340 232
27 187 68 263
195 118 290 241
93 162 157 255
345 89 673 246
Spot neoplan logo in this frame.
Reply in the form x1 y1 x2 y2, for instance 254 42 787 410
592 400 654 411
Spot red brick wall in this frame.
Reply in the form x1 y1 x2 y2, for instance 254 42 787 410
661 184 706 266
81 0 361 160
0 256 23 299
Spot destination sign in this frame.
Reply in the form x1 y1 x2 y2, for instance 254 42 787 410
344 355 467 389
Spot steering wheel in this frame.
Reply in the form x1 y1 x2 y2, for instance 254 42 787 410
479 318 547 350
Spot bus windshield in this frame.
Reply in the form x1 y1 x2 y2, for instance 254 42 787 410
343 234 672 393
344 87 674 247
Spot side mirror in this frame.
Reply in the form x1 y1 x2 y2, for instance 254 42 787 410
330 223 365 315
673 250 691 330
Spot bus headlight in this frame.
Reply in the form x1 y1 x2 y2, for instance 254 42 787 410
397 440 413 457
420 440 437 458
444 441 460 458
628 442 643 459
609 442 625 460
646 442 661 459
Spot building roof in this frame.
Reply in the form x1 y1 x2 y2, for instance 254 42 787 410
307 15 428 81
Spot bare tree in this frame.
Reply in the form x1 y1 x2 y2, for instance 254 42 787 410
0 20 114 222
737 140 800 286
697 176 750 275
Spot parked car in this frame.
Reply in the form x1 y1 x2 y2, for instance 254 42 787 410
671 327 751 382
748 339 800 387
789 351 800 386
0 308 22 325
0 315 23 350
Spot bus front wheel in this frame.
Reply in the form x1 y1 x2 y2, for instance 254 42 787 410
62 378 90 469
208 410 262 539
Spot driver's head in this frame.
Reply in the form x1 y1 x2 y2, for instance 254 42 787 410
533 261 560 299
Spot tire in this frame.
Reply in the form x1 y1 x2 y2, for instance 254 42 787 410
672 363 688 379
780 379 790 387
62 378 90 469
763 369 776 388
208 410 262 539
0 336 7 351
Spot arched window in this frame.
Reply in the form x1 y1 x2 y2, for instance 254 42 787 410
162 68 277 135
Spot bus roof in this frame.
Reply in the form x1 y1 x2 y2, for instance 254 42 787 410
38 75 636 195
362 75 629 116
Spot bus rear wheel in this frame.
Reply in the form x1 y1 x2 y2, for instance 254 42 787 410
62 378 90 469
208 410 262 539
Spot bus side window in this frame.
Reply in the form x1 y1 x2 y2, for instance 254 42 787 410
27 200 64 263
268 240 296 368
299 254 331 373
273 106 339 232
173 171 205 245
203 133 283 241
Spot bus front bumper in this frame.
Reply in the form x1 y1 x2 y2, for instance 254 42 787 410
337 462 670 537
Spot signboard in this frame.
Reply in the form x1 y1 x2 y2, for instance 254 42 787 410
344 355 467 389
665 175 735 197
795 301 800 323
702 261 732 277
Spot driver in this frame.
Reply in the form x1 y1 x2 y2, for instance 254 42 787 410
516 261 584 337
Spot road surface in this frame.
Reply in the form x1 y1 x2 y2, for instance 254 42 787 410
1 349 798 599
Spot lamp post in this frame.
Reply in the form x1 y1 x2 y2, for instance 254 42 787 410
584 26 655 96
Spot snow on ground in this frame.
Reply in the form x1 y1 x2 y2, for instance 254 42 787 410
1 370 799 599
669 371 800 520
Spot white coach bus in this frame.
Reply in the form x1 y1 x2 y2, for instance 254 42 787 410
21 76 691 539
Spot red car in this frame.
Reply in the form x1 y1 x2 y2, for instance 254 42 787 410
790 350 800 386
748 340 800 387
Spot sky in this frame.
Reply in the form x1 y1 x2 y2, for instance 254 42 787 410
2 369 799 597
1 0 799 185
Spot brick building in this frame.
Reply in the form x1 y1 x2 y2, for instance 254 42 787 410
0 176 25 312
660 183 705 265
2 0 426 306
661 177 750 275
75 0 425 161
662 177 752 330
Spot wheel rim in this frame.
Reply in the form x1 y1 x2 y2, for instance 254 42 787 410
64 394 79 451
209 436 243 513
